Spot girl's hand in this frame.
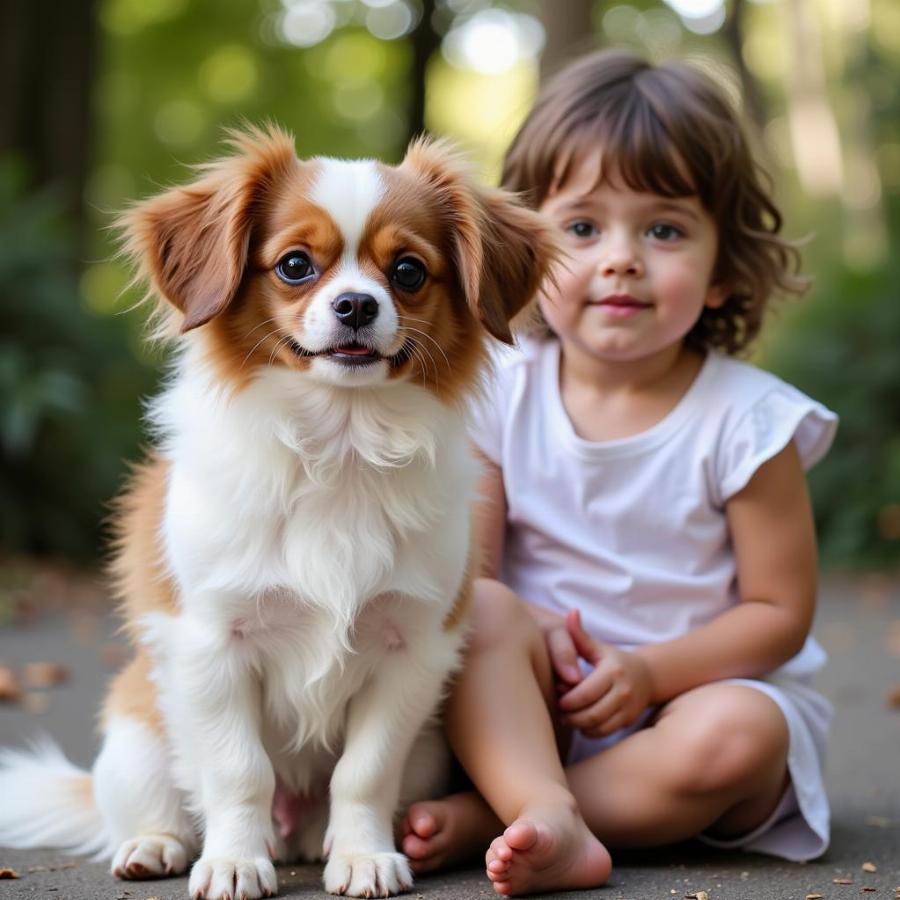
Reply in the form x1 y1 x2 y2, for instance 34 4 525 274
557 609 654 737
525 604 583 688
544 620 584 688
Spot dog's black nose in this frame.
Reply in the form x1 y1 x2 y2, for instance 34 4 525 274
332 293 379 330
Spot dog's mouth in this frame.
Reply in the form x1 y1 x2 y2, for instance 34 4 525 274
287 339 413 368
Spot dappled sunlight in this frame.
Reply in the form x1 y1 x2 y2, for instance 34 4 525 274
1 0 897 565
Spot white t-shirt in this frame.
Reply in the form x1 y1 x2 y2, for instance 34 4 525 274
470 337 838 677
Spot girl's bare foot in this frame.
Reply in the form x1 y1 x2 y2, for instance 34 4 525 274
485 804 612 896
400 793 500 873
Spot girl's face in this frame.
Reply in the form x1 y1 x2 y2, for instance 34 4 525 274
538 154 727 365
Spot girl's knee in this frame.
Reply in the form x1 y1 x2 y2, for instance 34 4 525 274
658 690 789 796
467 578 541 655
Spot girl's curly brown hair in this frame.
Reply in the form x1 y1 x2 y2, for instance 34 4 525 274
501 49 807 355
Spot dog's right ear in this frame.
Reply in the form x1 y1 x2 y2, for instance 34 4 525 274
402 137 559 345
119 125 298 333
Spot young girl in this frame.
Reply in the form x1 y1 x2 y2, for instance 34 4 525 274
400 50 838 896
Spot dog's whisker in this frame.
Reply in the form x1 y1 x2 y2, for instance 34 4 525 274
266 334 295 367
410 335 442 381
404 336 437 391
243 315 284 340
242 328 287 369
396 321 451 372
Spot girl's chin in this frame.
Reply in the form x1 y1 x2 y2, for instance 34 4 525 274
564 333 681 365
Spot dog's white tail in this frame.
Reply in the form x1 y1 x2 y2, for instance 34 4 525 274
0 738 109 858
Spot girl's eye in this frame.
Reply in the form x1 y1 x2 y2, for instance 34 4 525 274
648 223 682 241
275 251 315 284
390 257 427 293
566 221 598 239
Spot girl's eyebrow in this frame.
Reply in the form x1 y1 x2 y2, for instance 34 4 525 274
650 200 702 221
550 195 703 221
549 197 597 215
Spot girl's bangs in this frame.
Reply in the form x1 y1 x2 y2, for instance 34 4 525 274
556 102 700 201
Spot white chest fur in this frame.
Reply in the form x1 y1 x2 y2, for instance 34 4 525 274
145 352 476 757
153 352 477 608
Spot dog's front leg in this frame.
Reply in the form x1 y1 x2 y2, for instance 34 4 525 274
170 618 278 900
323 643 455 897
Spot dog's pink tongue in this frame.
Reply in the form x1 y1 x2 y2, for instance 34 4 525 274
336 343 372 355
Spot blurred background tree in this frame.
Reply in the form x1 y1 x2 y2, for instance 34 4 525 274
0 0 897 567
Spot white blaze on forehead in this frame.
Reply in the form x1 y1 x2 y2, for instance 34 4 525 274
301 158 399 366
310 158 385 254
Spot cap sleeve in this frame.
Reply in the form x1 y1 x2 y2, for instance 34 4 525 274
717 386 838 502
467 344 515 464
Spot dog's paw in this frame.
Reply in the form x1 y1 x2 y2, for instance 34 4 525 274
112 833 189 879
323 851 413 897
189 855 277 900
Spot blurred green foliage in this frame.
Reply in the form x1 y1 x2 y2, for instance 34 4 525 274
770 231 900 568
2 0 899 568
0 157 156 559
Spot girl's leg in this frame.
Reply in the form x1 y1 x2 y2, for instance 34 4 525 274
567 683 790 845
403 578 610 896
404 680 790 878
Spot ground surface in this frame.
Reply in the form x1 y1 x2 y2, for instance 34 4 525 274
0 567 898 900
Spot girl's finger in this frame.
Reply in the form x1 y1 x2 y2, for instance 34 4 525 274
592 709 628 737
558 668 612 712
566 609 601 665
563 693 622 733
583 709 628 739
547 628 582 684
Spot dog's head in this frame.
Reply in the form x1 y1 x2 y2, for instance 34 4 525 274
121 125 556 401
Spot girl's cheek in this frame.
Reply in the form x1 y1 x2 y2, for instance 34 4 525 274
659 267 707 303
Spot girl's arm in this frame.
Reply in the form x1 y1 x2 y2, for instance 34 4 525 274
473 449 507 580
472 448 569 635
635 439 818 704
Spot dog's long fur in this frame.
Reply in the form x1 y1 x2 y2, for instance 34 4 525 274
0 126 556 899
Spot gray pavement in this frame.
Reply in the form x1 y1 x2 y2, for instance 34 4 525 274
1 573 898 899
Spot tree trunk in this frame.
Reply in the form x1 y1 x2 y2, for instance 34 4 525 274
408 0 440 141
0 0 98 240
721 0 768 136
538 0 597 80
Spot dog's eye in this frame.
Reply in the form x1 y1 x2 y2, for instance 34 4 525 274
275 252 315 285
390 257 426 293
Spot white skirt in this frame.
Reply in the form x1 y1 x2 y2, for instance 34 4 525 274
566 673 832 862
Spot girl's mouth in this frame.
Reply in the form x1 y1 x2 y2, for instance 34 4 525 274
592 294 651 318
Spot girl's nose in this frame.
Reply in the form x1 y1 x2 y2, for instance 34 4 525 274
598 239 643 278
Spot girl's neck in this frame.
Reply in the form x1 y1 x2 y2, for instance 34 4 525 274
559 338 698 397
556 338 706 443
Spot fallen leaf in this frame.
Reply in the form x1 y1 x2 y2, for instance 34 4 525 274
806 894 823 899
23 662 69 688
685 893 709 900
887 687 900 710
864 863 878 873
862 889 877 894
0 868 19 878
834 878 855 885
0 665 21 702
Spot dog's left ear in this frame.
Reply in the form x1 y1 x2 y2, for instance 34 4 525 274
120 125 298 333
402 139 558 345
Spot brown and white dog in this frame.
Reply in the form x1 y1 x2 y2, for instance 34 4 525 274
0 127 555 899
